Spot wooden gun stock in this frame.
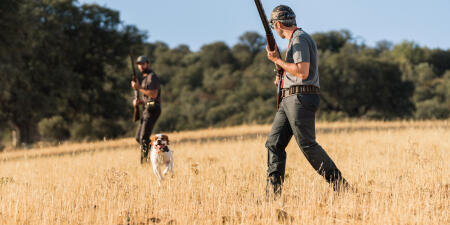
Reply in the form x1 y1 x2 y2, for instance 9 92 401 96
254 0 284 110
133 104 140 122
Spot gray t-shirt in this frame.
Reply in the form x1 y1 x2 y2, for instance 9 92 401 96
282 29 320 88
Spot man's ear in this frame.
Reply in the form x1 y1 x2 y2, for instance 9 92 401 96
276 21 286 29
273 21 279 29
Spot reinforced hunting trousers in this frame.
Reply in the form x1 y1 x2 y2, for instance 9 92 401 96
266 94 346 191
136 105 161 163
136 104 161 145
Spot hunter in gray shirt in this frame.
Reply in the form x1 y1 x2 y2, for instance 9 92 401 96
283 28 320 88
265 5 352 199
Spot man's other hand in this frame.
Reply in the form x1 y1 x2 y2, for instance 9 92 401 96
131 80 141 90
266 44 281 63
133 99 142 107
274 75 280 86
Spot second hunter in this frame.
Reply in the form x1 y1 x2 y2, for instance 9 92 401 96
131 56 162 164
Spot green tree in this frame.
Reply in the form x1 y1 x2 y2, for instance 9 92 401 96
0 0 144 144
413 65 449 119
312 30 352 53
238 31 265 56
199 42 235 68
320 46 415 118
391 41 426 65
0 0 23 130
426 49 450 76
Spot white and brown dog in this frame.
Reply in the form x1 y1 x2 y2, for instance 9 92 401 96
150 134 174 186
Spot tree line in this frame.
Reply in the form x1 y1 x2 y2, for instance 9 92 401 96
1 0 449 146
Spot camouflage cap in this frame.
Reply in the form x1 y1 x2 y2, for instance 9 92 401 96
270 5 296 28
136 55 149 64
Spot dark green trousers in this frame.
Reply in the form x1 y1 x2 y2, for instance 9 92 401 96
135 104 161 145
266 94 343 184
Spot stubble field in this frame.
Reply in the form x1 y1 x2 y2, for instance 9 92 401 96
0 121 448 225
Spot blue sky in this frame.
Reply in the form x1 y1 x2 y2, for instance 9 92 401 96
78 0 450 51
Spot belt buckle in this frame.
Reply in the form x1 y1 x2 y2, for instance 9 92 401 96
289 86 294 95
282 89 287 98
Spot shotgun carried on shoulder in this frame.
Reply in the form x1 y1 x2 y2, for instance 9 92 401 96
253 0 284 110
130 51 140 122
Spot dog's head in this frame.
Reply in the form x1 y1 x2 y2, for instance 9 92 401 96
151 134 170 150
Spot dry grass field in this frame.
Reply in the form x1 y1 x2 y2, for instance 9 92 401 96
0 121 448 225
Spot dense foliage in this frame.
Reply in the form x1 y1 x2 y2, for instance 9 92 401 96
1 0 449 145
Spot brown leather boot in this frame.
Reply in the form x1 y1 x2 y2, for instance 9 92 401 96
140 141 150 164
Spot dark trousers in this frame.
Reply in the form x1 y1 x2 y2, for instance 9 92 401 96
266 94 342 184
135 105 161 144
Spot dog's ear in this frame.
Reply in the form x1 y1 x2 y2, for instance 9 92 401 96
162 134 169 145
151 135 158 143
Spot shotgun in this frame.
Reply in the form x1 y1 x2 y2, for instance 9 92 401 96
253 0 284 110
130 51 140 122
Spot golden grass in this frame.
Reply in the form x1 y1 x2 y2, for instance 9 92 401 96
0 121 448 224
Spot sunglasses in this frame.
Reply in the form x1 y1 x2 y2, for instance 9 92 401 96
269 19 277 29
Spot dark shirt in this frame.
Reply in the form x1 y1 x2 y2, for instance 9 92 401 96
141 69 161 103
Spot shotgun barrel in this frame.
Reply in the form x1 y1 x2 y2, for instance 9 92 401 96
253 0 284 110
130 51 140 122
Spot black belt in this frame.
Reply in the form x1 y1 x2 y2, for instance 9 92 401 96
281 85 320 98
145 100 160 108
